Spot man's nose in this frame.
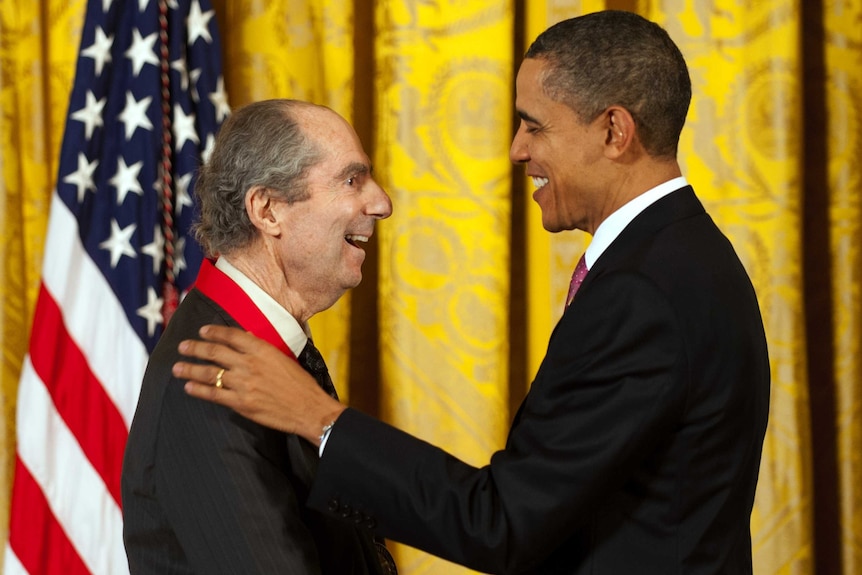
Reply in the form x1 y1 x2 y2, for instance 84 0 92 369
367 180 392 219
509 126 529 164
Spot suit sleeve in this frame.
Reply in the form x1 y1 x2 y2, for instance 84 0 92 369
154 367 323 574
308 271 689 574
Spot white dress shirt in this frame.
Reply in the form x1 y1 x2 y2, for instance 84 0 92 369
214 258 334 453
215 256 309 358
585 176 688 268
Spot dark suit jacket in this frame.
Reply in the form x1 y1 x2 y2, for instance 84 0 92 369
307 187 770 574
122 289 387 574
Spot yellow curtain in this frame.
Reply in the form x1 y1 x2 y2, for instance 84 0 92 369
2 1 861 574
826 1 862 572
0 0 88 557
373 3 513 572
644 1 815 572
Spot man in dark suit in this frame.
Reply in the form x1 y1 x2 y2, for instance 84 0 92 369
173 11 770 574
121 99 397 574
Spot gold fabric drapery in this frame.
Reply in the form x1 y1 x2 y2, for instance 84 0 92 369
824 4 862 572
645 1 814 570
0 0 89 561
373 3 513 572
1 1 860 574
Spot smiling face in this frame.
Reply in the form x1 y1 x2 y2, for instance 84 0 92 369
510 57 612 235
269 107 392 316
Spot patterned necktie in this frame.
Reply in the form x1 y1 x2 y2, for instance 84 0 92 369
297 339 338 399
297 341 397 573
565 254 589 307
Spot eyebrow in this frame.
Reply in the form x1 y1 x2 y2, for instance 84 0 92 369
334 161 371 182
517 109 542 124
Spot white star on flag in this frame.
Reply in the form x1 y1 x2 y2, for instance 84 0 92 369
118 91 154 139
174 172 194 216
136 287 164 337
172 56 189 91
173 105 199 150
187 0 214 44
141 224 165 274
209 76 230 122
189 68 202 102
99 218 138 268
109 156 145 205
81 26 114 76
173 236 188 273
125 28 159 76
71 91 107 139
62 153 99 203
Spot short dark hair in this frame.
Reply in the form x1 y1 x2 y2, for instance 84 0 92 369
525 10 691 158
193 99 324 256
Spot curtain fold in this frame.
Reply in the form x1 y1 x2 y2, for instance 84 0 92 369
373 2 513 572
0 0 87 558
647 2 814 572
1 2 859 574
825 1 862 573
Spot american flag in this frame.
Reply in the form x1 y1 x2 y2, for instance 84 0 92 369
4 0 227 572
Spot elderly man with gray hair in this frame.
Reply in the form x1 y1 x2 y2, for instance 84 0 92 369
121 99 396 575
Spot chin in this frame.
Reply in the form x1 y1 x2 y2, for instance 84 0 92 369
344 272 363 290
542 219 565 233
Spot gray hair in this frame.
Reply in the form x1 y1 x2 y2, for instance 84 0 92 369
193 98 324 256
525 10 691 158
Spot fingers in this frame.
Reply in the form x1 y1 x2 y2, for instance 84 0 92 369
183 380 236 409
175 363 242 411
173 361 225 387
184 379 221 400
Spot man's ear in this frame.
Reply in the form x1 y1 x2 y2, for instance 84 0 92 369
245 185 281 238
603 106 636 159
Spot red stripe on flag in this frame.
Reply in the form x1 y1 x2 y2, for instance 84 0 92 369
28 284 129 506
8 456 91 575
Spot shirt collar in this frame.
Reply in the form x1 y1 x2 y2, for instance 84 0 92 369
214 257 308 357
585 176 688 268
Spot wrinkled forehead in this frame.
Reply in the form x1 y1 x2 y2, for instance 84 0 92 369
299 108 371 178
294 105 341 132
298 106 362 149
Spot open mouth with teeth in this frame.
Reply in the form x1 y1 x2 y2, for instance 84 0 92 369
345 234 369 248
532 176 549 190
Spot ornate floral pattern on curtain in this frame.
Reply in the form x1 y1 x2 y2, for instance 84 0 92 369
825 1 862 572
0 0 88 559
647 2 813 572
373 2 513 573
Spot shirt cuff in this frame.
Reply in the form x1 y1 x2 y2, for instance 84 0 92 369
318 424 334 456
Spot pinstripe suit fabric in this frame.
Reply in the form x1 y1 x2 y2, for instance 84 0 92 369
122 289 388 574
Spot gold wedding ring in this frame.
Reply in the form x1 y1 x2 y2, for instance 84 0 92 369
215 368 225 389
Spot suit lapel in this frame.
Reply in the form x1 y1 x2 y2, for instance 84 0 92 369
578 186 704 295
